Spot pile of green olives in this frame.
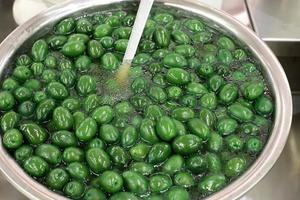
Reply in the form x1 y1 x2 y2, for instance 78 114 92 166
0 7 273 200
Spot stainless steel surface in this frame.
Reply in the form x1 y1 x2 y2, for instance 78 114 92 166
0 0 293 200
246 0 300 41
221 0 250 27
243 106 300 200
246 0 300 56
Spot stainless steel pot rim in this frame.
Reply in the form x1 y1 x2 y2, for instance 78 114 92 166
0 0 293 200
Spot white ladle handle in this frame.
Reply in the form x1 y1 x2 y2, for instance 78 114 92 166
122 0 154 63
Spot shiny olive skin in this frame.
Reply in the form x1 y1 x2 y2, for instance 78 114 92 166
20 123 47 145
47 81 69 100
101 52 120 70
131 77 148 94
0 91 15 111
3 129 23 149
86 148 111 173
23 156 49 177
24 79 41 91
35 144 61 165
55 18 75 35
122 170 148 195
129 143 150 161
185 19 204 32
0 9 275 200
207 132 223 152
186 82 208 97
60 69 76 87
53 106 73 130
75 55 91 71
130 162 154 176
154 26 170 48
108 146 130 166
148 142 171 164
66 162 89 180
140 119 160 144
166 68 190 85
246 137 263 154
206 153 222 173
62 98 81 112
242 81 264 100
83 94 99 113
198 174 226 194
217 118 238 136
33 91 47 103
164 53 188 68
199 108 216 127
31 39 48 62
63 181 85 199
76 18 92 33
99 124 120 144
219 83 238 104
83 188 106 200
12 66 32 83
167 86 182 100
149 174 172 193
174 172 195 188
1 111 19 132
228 103 254 122
187 118 210 141
97 170 123 193
36 99 56 122
181 95 197 108
145 105 165 121
2 78 19 91
224 157 247 177
162 155 184 175
77 75 97 96
92 106 114 124
121 126 138 148
62 147 84 164
46 168 69 190
16 54 32 66
255 95 274 116
76 117 97 142
148 86 167 103
14 86 32 102
62 41 86 57
172 134 202 155
172 107 195 122
186 155 207 174
164 186 190 200
110 192 139 200
156 116 177 141
225 135 244 152
14 145 33 163
52 130 77 148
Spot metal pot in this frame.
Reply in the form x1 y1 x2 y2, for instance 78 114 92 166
0 0 292 199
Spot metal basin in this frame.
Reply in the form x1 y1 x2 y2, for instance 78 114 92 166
0 0 293 199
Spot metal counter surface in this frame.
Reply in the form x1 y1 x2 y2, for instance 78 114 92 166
0 1 299 200
246 0 300 41
246 0 300 57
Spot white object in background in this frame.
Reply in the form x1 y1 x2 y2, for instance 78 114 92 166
13 0 48 25
13 0 70 25
123 0 154 63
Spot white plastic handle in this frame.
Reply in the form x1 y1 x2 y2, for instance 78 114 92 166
122 0 155 63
